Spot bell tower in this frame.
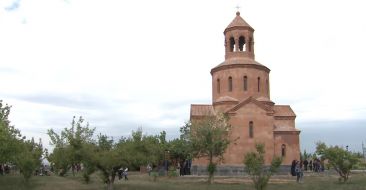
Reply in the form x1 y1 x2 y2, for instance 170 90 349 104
211 11 272 111
224 11 255 60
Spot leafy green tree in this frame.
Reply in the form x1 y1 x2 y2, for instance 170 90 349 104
47 146 72 176
168 138 191 165
93 130 163 190
184 113 232 184
301 149 312 160
244 143 282 190
0 100 43 181
80 129 165 190
316 142 359 182
123 128 164 170
16 138 43 181
93 134 127 190
79 142 97 183
0 100 22 164
47 116 95 176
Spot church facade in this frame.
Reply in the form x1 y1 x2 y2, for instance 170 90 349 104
190 12 300 175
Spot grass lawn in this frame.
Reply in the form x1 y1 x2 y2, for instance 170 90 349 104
1 171 366 190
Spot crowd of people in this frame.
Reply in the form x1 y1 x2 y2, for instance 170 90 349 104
177 159 192 176
0 164 11 175
145 159 192 177
0 164 50 176
291 158 325 183
117 167 129 180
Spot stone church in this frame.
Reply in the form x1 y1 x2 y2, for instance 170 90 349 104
190 11 300 175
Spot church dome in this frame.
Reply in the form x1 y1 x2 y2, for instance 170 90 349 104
211 57 270 75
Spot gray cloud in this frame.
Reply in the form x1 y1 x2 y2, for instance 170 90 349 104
12 93 120 110
161 98 209 109
298 119 366 153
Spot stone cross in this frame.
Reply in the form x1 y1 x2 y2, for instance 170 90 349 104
236 5 241 12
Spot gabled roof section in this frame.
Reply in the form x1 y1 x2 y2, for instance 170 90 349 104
225 96 271 113
273 105 296 117
273 125 300 132
190 104 215 118
224 11 253 33
216 96 239 102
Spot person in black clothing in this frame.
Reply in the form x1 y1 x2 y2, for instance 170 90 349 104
314 159 319 172
291 160 297 176
303 159 308 171
118 167 123 180
0 164 3 175
4 165 9 174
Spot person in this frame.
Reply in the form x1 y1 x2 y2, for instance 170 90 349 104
147 164 152 176
295 161 303 183
316 159 319 172
303 159 308 171
315 158 320 172
309 160 313 171
320 160 325 172
118 167 123 180
179 160 185 176
4 165 10 174
123 167 128 180
291 160 297 176
176 162 180 176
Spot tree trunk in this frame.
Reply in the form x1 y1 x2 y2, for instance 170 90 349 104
208 155 214 184
208 168 213 184
107 182 114 190
107 174 115 190
72 164 75 176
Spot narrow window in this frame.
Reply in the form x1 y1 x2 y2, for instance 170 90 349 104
228 77 233 92
239 36 245 51
249 121 253 138
217 79 220 93
248 37 253 52
257 77 260 92
229 37 235 52
243 76 248 91
266 79 269 95
281 144 286 157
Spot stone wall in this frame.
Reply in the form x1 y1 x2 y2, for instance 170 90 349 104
190 165 292 176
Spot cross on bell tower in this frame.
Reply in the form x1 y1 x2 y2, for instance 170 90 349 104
236 5 241 12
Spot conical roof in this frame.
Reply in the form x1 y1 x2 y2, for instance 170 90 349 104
225 11 253 33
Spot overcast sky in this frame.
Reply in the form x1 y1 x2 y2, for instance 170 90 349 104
1 0 366 153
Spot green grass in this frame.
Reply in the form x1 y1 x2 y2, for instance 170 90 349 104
1 172 366 190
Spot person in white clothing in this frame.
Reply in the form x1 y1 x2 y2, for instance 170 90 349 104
123 167 128 180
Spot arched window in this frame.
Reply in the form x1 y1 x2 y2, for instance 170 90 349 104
249 121 254 138
239 36 245 51
281 144 286 157
229 37 235 52
228 77 233 92
243 76 248 91
257 77 260 92
217 79 220 93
